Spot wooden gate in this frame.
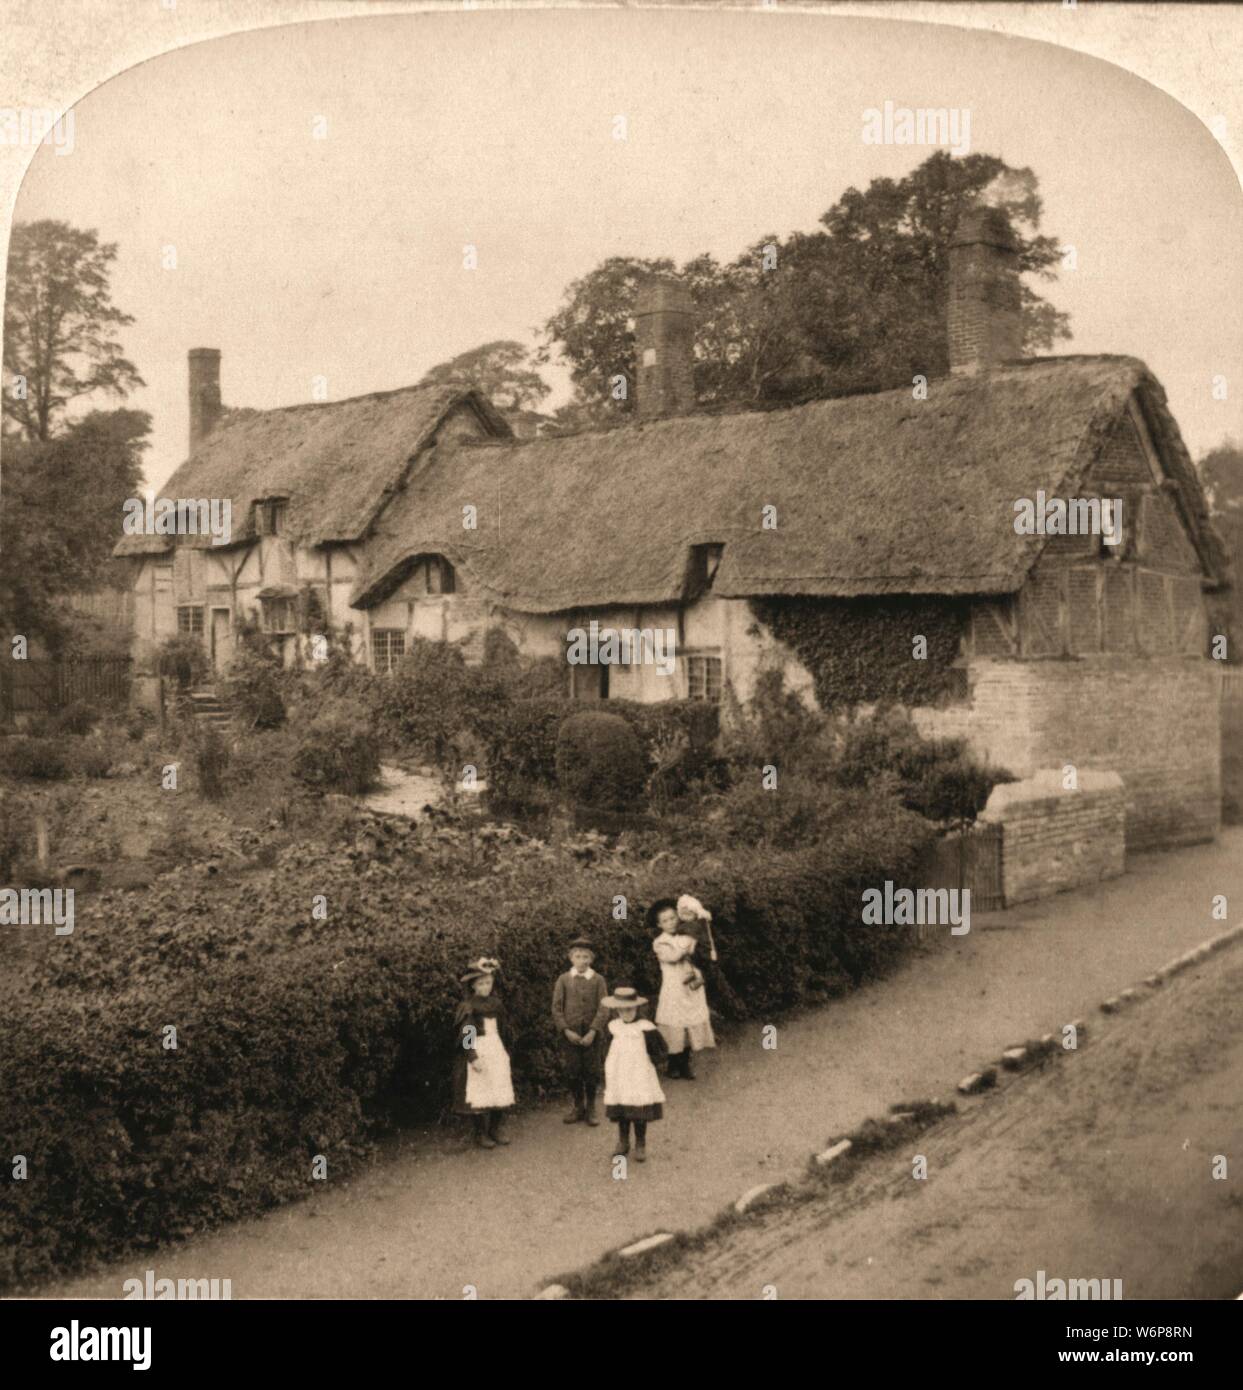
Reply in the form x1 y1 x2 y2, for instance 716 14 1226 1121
914 820 1005 926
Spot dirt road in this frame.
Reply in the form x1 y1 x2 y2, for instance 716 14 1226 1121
39 830 1243 1300
639 941 1243 1300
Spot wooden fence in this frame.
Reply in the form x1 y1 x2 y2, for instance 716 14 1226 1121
0 657 132 721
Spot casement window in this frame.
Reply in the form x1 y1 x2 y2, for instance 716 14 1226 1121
371 628 406 673
260 596 297 634
685 653 723 703
176 605 205 638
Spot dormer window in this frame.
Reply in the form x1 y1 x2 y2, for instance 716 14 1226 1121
425 555 456 596
253 497 289 536
688 542 724 598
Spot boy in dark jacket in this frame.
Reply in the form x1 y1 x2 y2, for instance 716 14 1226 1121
552 936 609 1126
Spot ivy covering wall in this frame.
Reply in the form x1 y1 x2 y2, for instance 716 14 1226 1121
750 596 970 710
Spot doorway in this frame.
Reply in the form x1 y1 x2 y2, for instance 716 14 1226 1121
210 607 233 672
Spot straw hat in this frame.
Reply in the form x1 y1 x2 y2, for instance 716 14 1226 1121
602 984 648 1009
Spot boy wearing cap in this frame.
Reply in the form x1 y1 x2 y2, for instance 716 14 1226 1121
552 936 609 1126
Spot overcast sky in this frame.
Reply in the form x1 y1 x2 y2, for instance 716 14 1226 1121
14 8 1243 490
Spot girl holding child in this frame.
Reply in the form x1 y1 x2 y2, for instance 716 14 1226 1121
649 895 717 1079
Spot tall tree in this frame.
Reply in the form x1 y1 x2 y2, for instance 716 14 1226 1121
0 408 150 643
541 152 1070 419
3 220 145 441
418 339 550 435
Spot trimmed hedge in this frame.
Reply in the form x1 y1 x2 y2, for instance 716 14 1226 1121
555 710 647 809
0 790 932 1290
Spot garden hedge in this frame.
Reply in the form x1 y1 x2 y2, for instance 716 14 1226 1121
0 790 931 1290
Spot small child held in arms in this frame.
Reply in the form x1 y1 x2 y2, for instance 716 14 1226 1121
601 985 667 1163
551 935 609 1126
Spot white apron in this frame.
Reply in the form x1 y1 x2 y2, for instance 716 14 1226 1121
654 932 716 1051
465 1016 515 1110
603 1019 666 1108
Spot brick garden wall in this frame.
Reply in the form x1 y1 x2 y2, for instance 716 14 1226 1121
916 655 1221 851
979 769 1126 905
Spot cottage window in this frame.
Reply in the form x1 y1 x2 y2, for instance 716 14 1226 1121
372 628 406 673
426 557 456 595
260 596 297 634
176 605 205 638
685 654 723 703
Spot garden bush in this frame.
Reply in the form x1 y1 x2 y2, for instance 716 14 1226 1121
54 699 98 737
193 727 230 800
0 782 932 1290
3 736 70 781
291 703 381 795
157 635 209 690
223 646 286 730
481 695 568 808
832 707 1013 823
555 710 648 810
74 745 112 780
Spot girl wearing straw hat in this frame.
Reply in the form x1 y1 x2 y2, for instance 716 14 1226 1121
601 985 667 1163
452 963 516 1149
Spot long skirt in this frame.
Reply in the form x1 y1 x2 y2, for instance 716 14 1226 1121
454 1020 515 1113
658 1018 716 1054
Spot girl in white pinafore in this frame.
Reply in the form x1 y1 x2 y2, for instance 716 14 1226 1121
452 966 515 1149
602 987 667 1162
650 898 716 1079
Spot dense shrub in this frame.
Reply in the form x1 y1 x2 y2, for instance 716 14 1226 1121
0 781 932 1290
555 710 648 810
373 638 499 768
482 696 568 808
291 704 381 794
223 646 286 730
0 789 33 878
611 698 725 804
193 727 230 800
74 745 112 780
3 737 70 781
722 667 832 776
55 699 98 736
833 708 1013 823
157 635 209 690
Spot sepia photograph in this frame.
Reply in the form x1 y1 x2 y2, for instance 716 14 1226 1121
0 0 1241 1352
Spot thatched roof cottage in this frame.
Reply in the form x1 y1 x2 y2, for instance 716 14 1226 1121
114 205 1228 849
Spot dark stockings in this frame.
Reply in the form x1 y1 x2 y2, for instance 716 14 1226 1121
616 1119 648 1149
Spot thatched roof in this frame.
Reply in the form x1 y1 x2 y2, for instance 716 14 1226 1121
352 356 1227 612
112 384 511 557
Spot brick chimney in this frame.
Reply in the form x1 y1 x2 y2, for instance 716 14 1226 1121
947 205 1023 374
634 277 695 417
188 347 222 453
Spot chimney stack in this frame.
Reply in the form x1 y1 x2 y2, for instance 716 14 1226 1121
634 277 695 418
188 348 222 453
947 205 1023 375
